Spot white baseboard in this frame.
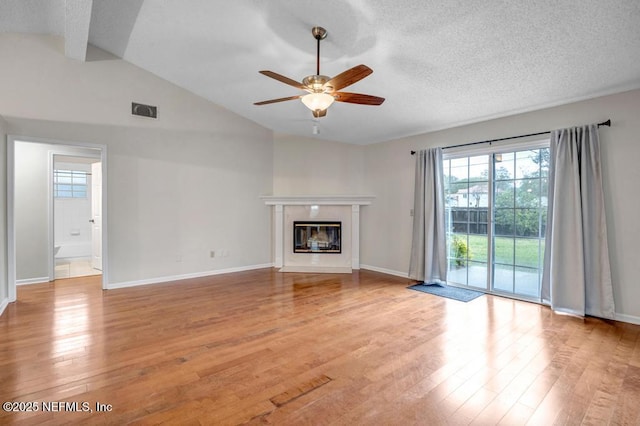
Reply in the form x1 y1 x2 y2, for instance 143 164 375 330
615 312 640 326
359 264 409 279
106 263 274 290
16 277 50 286
0 297 9 317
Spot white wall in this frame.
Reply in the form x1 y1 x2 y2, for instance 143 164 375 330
362 89 640 322
0 33 244 134
0 115 8 314
273 133 366 195
1 33 273 288
14 142 51 281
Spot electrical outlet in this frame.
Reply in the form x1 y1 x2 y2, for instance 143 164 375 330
210 250 216 258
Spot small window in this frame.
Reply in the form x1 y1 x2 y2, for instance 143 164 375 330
54 170 88 198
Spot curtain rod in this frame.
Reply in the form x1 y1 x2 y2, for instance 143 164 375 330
410 119 611 155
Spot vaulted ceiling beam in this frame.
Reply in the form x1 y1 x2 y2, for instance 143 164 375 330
64 0 93 61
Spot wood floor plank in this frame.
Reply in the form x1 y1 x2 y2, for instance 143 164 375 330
1 269 639 425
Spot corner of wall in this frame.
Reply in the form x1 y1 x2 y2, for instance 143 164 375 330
0 113 9 312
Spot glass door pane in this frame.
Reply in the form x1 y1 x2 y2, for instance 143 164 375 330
444 155 489 290
491 148 548 299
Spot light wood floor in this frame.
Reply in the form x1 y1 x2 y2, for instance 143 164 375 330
1 269 639 425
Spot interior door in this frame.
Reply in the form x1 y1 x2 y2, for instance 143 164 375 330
91 162 102 271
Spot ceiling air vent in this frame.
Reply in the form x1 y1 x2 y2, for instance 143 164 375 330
131 102 157 119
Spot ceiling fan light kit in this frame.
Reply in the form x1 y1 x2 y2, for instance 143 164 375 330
301 92 335 112
254 26 384 118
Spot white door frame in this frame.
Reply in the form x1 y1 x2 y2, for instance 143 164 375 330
7 136 108 301
90 161 103 271
48 152 102 281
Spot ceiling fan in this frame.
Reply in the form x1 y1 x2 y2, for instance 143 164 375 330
254 26 385 118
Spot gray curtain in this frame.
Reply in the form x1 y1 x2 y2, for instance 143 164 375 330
409 148 447 283
541 124 615 318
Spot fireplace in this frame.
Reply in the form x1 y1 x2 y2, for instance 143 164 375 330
261 195 374 272
293 221 341 253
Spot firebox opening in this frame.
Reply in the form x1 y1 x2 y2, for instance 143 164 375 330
293 221 341 254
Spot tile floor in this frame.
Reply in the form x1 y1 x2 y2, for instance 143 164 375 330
54 257 102 279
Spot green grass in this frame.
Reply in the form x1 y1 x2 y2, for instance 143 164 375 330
450 233 544 268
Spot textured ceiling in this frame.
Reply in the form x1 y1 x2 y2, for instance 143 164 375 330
1 0 640 144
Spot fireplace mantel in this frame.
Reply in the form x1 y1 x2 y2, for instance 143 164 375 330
260 195 375 206
261 195 375 272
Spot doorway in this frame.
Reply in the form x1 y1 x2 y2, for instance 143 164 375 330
51 155 102 279
7 136 108 302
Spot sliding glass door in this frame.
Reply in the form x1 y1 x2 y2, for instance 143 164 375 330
443 143 549 300
444 155 489 290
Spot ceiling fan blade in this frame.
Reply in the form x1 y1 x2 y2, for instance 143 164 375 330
333 92 385 105
259 70 306 90
254 95 302 106
326 65 373 91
